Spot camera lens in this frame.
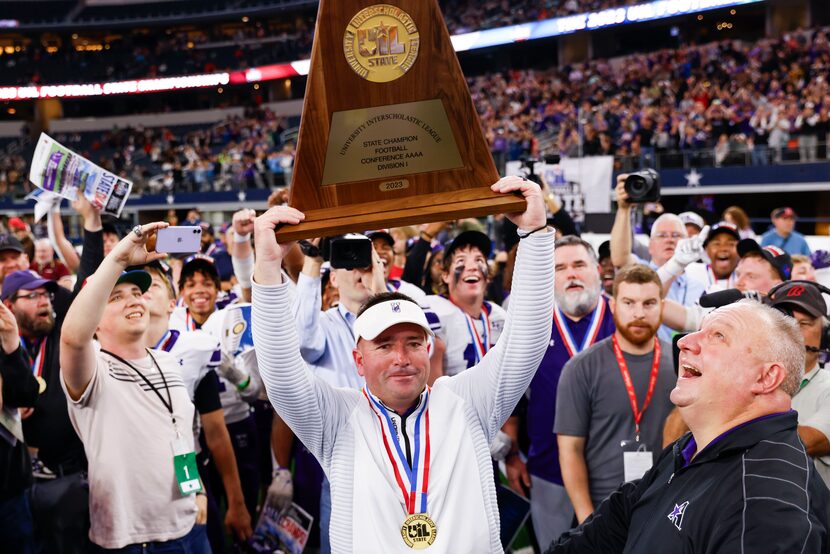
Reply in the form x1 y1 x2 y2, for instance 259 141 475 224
627 177 647 195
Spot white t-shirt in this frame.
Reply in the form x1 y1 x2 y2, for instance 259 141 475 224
425 295 507 377
62 349 197 548
792 365 830 488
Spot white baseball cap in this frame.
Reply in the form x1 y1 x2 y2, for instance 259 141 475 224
353 299 434 346
679 211 705 230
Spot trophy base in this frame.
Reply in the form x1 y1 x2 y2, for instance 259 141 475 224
275 188 526 242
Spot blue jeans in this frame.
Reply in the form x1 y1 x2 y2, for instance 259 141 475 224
0 492 34 554
93 524 211 554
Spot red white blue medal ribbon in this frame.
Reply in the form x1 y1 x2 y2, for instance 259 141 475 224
706 265 735 289
21 337 47 380
461 308 490 364
363 387 431 515
185 310 197 331
553 300 605 358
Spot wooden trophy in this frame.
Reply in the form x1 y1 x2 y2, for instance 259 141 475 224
278 0 525 241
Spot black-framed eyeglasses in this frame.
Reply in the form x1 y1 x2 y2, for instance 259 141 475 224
13 291 54 302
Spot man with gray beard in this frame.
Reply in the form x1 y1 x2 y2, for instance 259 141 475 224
502 236 615 549
555 265 675 526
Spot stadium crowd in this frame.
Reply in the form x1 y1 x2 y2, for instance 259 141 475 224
1 107 296 199
4 26 830 201
474 26 830 172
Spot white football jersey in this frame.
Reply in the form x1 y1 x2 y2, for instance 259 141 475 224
424 295 507 377
151 328 221 401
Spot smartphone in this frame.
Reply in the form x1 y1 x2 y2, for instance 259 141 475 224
155 226 203 254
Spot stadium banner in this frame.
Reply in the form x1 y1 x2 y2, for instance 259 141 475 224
29 133 132 217
506 156 614 221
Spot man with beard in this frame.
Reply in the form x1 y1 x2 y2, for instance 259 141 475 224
555 265 675 524
1 196 106 554
547 300 830 553
503 236 616 548
426 230 507 377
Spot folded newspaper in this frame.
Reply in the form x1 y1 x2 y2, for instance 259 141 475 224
250 502 314 554
29 133 132 217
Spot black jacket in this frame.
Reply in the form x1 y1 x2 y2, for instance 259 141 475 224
548 411 830 553
0 344 39 500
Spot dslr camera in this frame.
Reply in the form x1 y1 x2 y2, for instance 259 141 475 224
624 168 660 203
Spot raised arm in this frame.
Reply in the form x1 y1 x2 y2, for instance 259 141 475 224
48 204 80 272
71 195 105 299
446 176 555 441
60 222 167 400
290 249 328 364
610 174 637 269
0 301 38 408
252 207 356 466
230 208 255 303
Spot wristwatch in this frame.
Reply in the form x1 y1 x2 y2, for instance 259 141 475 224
516 225 552 239
298 239 321 259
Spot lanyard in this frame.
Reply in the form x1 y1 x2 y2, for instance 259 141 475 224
185 310 198 331
20 336 47 379
706 265 734 289
452 300 491 364
101 348 178 433
612 335 661 440
362 387 431 515
553 300 605 357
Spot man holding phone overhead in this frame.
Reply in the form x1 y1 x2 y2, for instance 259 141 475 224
60 221 211 552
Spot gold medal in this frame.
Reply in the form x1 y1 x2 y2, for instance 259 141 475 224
343 4 420 84
401 513 437 549
36 375 47 394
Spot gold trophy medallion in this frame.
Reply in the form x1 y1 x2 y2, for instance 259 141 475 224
401 513 437 549
36 375 47 394
344 4 420 83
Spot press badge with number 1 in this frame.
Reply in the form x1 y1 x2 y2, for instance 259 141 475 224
172 436 202 495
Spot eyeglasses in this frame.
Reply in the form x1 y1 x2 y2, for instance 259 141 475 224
13 291 54 302
653 232 684 240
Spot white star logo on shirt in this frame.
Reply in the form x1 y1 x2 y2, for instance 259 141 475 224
685 169 702 187
238 190 247 202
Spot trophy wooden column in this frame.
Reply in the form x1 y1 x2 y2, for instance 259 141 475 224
280 0 524 241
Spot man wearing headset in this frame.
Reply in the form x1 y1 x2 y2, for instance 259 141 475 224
769 281 830 487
